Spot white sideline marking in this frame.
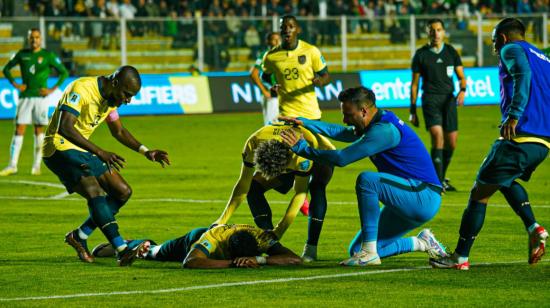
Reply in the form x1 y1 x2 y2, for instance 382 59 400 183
1 195 549 209
0 179 65 189
2 179 549 207
0 260 547 302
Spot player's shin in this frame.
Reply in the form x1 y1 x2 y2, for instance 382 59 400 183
455 199 487 259
88 196 126 251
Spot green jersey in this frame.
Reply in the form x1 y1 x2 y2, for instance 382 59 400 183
2 48 68 98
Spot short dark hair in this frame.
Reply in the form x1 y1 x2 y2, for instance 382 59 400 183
338 86 376 109
254 139 291 179
265 31 279 42
281 15 298 25
228 230 260 258
426 18 445 29
494 18 525 37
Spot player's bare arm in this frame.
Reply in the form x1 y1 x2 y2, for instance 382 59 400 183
214 164 255 225
250 66 271 99
182 248 235 269
409 72 421 127
265 243 302 265
106 118 170 167
312 71 330 87
58 111 125 171
455 66 467 106
273 175 308 239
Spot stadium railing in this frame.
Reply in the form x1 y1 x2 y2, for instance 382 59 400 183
0 14 547 76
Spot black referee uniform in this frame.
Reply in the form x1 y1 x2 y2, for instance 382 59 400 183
412 43 462 131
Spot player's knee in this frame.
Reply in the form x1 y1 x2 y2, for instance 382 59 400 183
356 172 378 192
118 185 132 203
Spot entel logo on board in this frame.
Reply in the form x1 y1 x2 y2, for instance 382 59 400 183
371 75 496 101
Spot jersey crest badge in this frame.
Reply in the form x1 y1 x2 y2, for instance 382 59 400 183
68 92 81 106
38 56 43 64
298 55 306 64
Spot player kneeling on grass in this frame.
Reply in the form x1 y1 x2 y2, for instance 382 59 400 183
213 124 331 247
92 224 302 268
280 86 448 266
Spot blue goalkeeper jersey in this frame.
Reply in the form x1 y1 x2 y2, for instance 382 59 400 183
292 110 441 187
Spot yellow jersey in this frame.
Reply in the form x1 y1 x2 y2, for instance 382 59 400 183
262 40 327 119
242 123 332 175
192 224 277 259
43 77 116 157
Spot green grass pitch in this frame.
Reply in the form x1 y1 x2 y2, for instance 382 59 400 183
0 105 548 306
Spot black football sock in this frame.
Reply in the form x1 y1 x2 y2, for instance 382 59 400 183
442 148 454 179
247 180 274 230
455 200 487 257
307 183 327 246
431 148 444 182
500 181 536 229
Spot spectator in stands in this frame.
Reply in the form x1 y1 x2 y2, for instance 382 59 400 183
245 24 261 59
456 0 472 30
226 8 243 47
89 0 108 49
119 0 137 35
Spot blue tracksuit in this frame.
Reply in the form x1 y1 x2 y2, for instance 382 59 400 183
292 110 442 258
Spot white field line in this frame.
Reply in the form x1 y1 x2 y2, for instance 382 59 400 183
0 259 547 302
1 195 549 209
2 179 549 208
0 179 65 189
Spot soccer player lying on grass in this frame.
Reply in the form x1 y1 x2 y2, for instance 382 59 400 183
280 86 448 266
213 123 329 242
430 18 549 270
91 224 302 268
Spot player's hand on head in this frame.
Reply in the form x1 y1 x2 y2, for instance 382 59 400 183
280 129 302 147
145 150 170 168
278 116 303 126
98 150 126 173
500 117 517 140
233 257 259 268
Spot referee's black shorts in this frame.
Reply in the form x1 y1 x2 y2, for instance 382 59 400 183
421 93 458 132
